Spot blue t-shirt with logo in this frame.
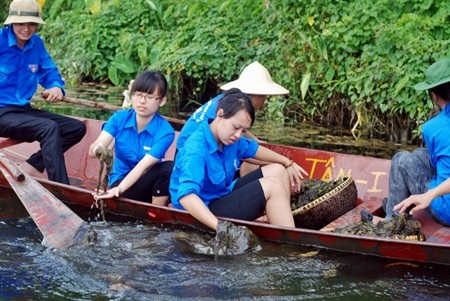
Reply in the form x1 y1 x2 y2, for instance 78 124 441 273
0 26 64 107
103 109 175 186
170 120 258 209
176 94 224 150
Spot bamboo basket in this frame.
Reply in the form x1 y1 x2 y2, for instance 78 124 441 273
292 176 357 230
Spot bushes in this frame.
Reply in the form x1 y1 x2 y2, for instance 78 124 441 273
35 0 450 143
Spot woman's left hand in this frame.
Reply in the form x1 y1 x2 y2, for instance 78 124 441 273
286 162 308 192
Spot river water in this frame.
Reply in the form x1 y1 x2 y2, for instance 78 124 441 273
1 211 449 300
1 86 447 300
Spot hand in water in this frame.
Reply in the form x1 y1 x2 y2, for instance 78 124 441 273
210 220 260 256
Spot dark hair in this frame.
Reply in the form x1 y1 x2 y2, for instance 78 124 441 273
131 70 168 97
430 81 450 103
216 88 256 126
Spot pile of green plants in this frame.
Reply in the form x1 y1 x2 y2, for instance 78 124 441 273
5 0 450 143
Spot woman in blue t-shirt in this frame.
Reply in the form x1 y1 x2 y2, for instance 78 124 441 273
170 88 304 230
89 71 175 205
175 61 305 178
385 58 450 226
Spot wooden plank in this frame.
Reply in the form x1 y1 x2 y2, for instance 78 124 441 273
0 154 86 248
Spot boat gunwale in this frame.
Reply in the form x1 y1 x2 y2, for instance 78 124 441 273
1 116 449 266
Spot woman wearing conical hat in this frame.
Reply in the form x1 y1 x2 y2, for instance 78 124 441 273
176 61 307 190
170 88 297 230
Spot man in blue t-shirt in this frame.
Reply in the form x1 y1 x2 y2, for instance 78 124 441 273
0 0 86 184
384 58 450 226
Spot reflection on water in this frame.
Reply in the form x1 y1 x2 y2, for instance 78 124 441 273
1 216 449 300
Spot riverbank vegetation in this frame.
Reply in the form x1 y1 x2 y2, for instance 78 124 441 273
2 0 450 143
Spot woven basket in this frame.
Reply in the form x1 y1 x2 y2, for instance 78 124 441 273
292 176 357 230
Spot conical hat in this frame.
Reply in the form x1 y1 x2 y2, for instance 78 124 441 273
220 61 289 95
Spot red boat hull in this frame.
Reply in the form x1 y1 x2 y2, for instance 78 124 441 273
1 116 449 265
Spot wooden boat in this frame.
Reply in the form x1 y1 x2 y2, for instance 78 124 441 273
1 116 449 265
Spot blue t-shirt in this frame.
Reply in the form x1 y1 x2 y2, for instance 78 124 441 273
103 110 175 186
0 26 65 107
423 104 450 224
176 94 224 150
170 120 259 209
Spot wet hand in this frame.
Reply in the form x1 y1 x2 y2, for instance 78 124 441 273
211 220 259 255
92 186 121 200
93 143 105 158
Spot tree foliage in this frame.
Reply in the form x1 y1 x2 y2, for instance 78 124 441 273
10 0 450 142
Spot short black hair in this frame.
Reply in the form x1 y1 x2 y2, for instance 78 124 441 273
430 81 450 103
216 88 255 126
131 70 168 97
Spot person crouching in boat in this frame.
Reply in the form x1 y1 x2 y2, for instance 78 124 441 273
170 88 300 230
0 0 86 184
383 58 450 226
89 71 175 206
175 61 307 178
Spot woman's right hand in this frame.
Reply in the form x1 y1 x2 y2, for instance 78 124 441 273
393 191 433 215
93 143 105 158
286 162 308 192
92 186 121 200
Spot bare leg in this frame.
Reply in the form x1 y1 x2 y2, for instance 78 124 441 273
239 162 259 177
260 163 291 195
259 176 294 227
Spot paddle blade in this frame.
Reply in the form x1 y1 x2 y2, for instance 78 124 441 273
0 162 85 249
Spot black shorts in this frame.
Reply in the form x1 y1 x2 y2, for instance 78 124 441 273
111 160 174 203
208 168 266 221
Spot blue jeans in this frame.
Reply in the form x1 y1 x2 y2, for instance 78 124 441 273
385 148 435 219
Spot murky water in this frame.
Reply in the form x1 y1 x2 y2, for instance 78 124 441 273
1 214 449 300
2 86 443 300
251 120 417 159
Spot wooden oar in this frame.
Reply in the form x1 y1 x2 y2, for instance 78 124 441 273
62 95 122 111
0 153 87 248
